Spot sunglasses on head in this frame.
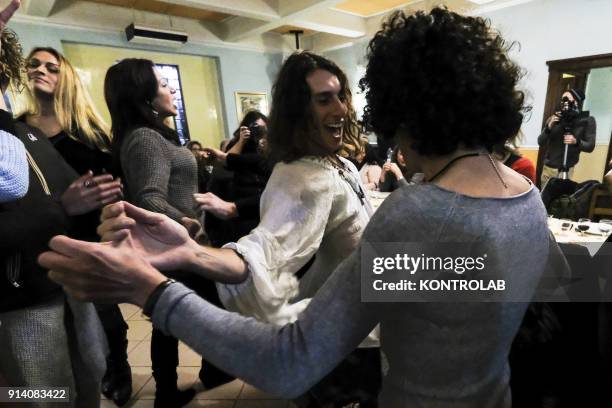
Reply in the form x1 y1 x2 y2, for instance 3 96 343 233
26 58 60 74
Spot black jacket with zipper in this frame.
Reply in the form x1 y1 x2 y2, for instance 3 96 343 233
0 109 77 312
537 112 596 169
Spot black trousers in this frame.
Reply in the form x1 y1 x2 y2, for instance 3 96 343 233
151 274 233 391
96 303 129 362
299 347 381 408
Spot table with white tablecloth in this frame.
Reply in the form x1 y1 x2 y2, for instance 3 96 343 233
548 217 612 257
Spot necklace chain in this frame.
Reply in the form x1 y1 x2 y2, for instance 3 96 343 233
487 154 508 189
427 152 508 189
327 157 366 205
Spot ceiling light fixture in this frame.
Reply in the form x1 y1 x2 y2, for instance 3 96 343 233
289 30 304 50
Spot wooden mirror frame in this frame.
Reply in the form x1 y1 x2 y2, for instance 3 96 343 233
536 53 612 188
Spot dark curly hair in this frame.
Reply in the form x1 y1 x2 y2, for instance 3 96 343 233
359 7 528 156
267 51 360 164
0 29 25 92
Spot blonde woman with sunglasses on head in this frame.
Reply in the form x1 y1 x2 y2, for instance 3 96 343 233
1 2 109 406
20 47 131 406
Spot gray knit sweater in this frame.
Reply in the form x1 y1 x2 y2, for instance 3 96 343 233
152 183 565 407
121 127 197 221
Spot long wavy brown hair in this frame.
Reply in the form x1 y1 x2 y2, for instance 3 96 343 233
0 29 25 92
267 51 360 164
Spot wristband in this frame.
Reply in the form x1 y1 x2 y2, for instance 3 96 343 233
142 278 176 318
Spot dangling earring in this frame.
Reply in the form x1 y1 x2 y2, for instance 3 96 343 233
147 101 159 118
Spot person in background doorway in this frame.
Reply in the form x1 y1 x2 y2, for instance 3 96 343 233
538 89 596 186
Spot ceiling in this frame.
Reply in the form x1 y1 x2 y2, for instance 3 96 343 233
13 0 536 52
85 0 229 21
334 0 421 17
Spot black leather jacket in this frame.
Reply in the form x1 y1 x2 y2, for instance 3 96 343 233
0 110 77 311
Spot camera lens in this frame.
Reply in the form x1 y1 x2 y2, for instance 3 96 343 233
249 124 260 139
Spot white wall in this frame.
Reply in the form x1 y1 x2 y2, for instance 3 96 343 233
324 0 612 147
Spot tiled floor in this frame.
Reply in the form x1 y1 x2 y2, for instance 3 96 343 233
100 304 295 408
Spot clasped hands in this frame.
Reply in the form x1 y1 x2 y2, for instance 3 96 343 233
39 201 249 306
38 202 203 306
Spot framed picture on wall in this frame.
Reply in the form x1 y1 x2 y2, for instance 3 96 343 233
235 91 269 120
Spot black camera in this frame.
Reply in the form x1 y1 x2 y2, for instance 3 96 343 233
248 123 267 141
559 96 579 122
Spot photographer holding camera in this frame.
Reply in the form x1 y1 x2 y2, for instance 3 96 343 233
196 110 271 246
538 89 596 185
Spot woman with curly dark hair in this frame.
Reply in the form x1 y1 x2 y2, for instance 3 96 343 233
44 7 568 407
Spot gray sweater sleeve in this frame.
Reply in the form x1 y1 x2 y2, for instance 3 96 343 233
152 249 379 398
121 128 185 221
398 177 410 187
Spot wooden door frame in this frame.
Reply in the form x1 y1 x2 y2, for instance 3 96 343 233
536 53 612 187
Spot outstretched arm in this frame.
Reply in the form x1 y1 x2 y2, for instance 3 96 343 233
40 237 378 398
154 250 378 397
98 201 248 283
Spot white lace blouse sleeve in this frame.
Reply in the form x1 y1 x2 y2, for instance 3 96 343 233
217 160 335 325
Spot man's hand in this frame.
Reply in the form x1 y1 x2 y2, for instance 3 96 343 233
547 112 561 130
98 201 249 283
194 193 238 220
563 134 577 145
97 201 201 272
39 235 166 307
61 171 123 215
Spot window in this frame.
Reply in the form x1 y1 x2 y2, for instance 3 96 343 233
156 64 190 144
